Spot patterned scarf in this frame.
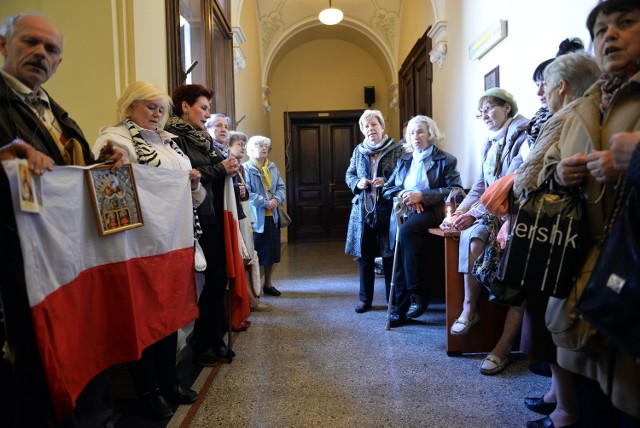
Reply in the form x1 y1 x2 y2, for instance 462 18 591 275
123 117 185 166
357 136 396 157
526 107 551 148
165 115 212 151
600 60 640 115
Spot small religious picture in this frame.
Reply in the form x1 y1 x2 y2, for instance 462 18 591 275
86 164 143 236
16 158 41 213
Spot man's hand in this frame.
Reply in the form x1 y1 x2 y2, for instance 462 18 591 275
0 139 54 175
97 141 126 172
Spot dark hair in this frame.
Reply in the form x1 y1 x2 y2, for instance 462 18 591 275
587 0 640 39
171 84 214 115
532 37 585 82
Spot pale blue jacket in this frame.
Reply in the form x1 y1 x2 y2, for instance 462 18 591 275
243 160 286 233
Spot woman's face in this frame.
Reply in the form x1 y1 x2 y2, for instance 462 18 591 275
478 100 510 132
127 99 164 131
593 9 640 75
252 141 270 161
535 79 548 108
544 79 563 114
228 139 246 160
208 117 229 143
183 96 211 130
408 122 431 152
361 117 384 145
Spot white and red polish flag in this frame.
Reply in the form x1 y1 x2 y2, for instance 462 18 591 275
2 161 198 420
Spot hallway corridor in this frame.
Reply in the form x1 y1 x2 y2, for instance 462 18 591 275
129 241 548 427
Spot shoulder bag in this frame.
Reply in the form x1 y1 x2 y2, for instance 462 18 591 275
499 175 586 298
576 183 640 359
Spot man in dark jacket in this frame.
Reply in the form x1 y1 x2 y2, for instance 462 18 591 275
0 13 121 427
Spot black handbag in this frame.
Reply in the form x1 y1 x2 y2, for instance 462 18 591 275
576 185 640 359
499 177 585 298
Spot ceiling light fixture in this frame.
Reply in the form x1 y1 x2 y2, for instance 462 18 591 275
318 0 343 26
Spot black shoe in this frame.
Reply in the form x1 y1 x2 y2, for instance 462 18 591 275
141 390 174 420
163 382 198 405
193 349 219 367
388 313 408 327
355 302 371 313
263 286 281 296
214 345 236 360
406 295 428 319
525 396 557 415
526 416 578 428
529 362 552 377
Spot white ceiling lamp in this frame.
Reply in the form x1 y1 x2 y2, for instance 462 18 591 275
318 0 343 26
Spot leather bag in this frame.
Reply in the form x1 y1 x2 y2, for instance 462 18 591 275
277 205 291 228
576 186 640 358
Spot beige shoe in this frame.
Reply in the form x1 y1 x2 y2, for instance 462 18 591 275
449 313 479 336
480 353 510 375
250 300 271 312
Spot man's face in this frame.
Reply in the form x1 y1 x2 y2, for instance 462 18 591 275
0 15 63 91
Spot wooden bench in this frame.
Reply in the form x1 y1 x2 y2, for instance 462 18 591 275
427 228 510 356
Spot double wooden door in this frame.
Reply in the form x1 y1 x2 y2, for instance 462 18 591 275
285 111 361 241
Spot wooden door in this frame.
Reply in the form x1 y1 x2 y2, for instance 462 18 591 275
285 111 361 241
398 27 433 126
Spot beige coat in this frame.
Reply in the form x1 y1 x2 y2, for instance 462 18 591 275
541 71 640 418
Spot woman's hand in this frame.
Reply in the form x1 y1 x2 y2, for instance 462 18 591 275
439 214 457 230
402 190 424 213
450 212 475 231
97 140 126 172
0 139 54 175
554 153 588 187
239 183 247 199
610 132 640 171
188 168 201 190
267 198 278 209
371 177 385 188
586 150 618 184
357 178 371 190
222 157 239 176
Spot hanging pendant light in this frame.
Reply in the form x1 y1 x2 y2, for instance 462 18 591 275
318 0 343 26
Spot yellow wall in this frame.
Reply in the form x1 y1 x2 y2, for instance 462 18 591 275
266 38 388 178
234 0 270 138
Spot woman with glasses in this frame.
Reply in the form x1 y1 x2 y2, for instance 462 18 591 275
439 88 528 374
244 136 286 297
345 110 404 314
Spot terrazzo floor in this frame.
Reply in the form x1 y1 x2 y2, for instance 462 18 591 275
116 240 550 427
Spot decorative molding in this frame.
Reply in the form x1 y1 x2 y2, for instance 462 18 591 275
371 7 398 46
233 47 246 74
232 26 246 46
261 87 271 113
388 83 398 111
260 12 285 58
427 21 447 69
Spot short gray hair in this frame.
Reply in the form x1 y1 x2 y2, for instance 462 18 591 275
406 115 444 145
358 109 385 132
247 135 271 158
0 14 62 50
543 51 600 100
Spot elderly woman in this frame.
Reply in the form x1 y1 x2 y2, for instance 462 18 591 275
440 88 528 375
244 136 286 296
164 88 239 366
381 116 462 327
345 110 404 314
93 81 203 420
540 1 640 424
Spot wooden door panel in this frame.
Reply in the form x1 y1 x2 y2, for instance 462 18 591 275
287 111 361 241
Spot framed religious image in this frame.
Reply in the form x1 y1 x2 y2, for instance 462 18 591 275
484 66 500 90
85 164 143 236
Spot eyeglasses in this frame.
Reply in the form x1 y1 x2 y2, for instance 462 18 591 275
476 105 497 119
255 143 270 149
